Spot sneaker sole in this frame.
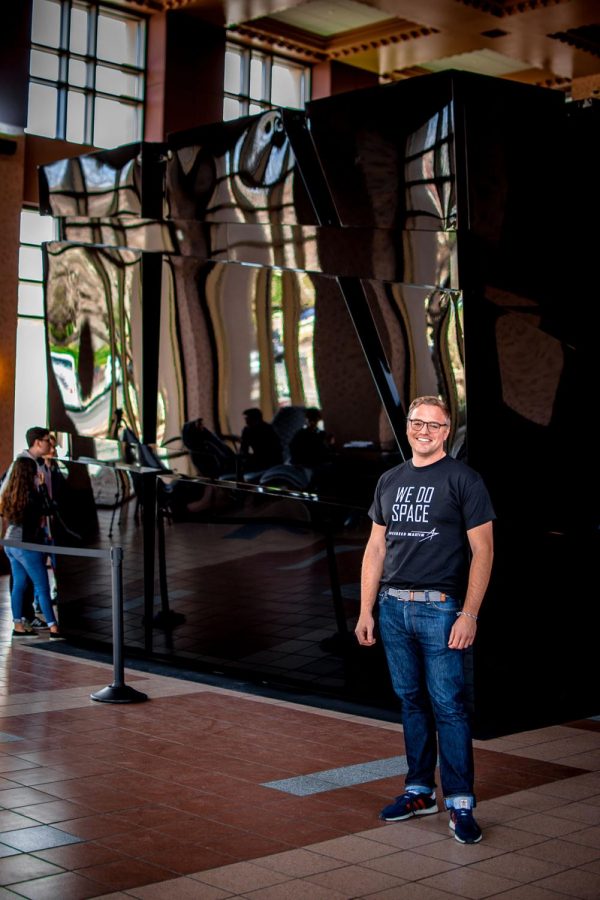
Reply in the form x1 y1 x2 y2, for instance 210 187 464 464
381 805 438 822
449 820 482 843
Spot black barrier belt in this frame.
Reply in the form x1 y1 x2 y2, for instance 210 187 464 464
0 536 147 704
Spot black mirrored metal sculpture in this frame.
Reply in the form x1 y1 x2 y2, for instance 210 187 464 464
38 72 590 736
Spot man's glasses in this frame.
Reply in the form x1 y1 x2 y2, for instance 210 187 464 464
407 418 449 433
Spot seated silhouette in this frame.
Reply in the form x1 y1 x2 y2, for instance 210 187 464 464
182 418 236 478
289 407 334 468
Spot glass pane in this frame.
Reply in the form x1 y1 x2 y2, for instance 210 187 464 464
249 56 264 100
30 48 60 80
13 319 48 457
20 209 54 245
97 12 141 66
26 82 57 138
96 65 142 99
19 246 44 282
68 58 88 87
249 102 265 116
223 96 241 121
66 90 85 143
70 6 88 54
31 0 61 48
271 63 303 109
224 49 242 94
93 96 139 148
18 282 45 317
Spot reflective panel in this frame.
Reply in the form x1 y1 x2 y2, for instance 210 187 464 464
54 464 395 710
39 144 151 218
305 78 456 230
44 242 142 439
166 111 302 226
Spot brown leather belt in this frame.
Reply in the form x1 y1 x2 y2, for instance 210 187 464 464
387 588 446 602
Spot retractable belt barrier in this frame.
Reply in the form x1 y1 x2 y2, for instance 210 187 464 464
0 537 148 704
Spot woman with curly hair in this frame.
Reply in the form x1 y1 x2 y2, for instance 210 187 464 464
0 457 61 638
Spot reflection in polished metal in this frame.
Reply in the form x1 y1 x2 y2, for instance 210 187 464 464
41 97 467 473
45 241 142 439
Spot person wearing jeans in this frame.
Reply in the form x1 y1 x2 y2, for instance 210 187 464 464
4 545 59 636
355 396 494 844
0 456 62 639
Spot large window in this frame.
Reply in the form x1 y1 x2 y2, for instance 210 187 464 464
14 210 57 454
28 0 146 148
224 44 310 120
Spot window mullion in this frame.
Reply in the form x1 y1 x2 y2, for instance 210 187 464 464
264 56 272 106
85 3 98 145
56 0 71 140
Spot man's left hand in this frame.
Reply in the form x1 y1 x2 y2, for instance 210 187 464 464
448 615 477 649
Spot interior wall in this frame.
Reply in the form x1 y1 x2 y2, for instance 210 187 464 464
163 13 226 137
312 60 380 100
0 134 25 473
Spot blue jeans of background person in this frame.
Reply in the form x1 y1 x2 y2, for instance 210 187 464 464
5 547 57 627
378 589 475 807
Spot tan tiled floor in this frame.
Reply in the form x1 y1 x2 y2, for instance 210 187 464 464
0 586 599 898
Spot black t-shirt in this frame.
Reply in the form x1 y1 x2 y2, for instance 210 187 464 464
369 455 495 597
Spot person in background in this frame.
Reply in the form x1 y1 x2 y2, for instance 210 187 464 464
240 408 282 473
1 426 54 628
355 396 494 844
0 457 62 639
289 407 334 467
182 417 237 478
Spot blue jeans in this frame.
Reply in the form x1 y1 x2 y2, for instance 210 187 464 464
5 547 57 627
378 589 475 807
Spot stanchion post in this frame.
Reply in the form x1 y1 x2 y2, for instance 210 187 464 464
91 546 148 703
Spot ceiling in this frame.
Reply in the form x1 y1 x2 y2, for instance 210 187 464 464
127 0 600 99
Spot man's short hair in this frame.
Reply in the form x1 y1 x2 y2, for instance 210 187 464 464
243 408 263 421
26 426 50 448
407 396 450 422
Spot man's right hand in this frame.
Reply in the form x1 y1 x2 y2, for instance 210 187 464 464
355 613 376 646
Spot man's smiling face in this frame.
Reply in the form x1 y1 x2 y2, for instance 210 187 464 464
406 404 449 465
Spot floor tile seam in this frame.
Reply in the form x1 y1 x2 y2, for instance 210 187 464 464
0 686 131 704
14 646 212 688
3 864 139 894
16 645 408 729
501 747 599 769
4 649 407 730
0 688 219 716
503 741 600 758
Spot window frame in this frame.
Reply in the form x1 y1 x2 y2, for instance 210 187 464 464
224 41 311 119
28 0 147 147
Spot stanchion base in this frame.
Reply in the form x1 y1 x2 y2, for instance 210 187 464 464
90 684 148 703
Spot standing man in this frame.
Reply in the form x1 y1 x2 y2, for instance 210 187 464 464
1 427 53 493
355 396 494 844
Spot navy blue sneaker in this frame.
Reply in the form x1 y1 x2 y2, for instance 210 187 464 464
380 791 437 822
449 808 482 843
